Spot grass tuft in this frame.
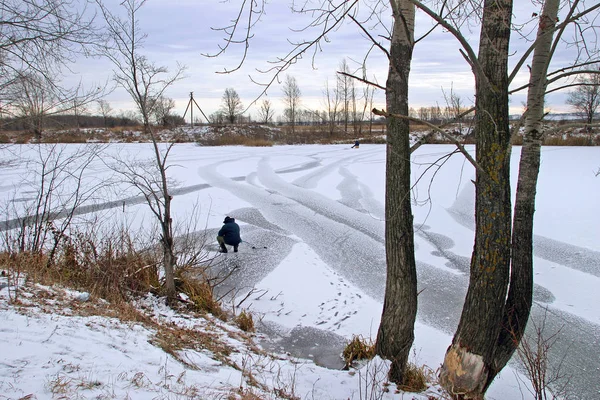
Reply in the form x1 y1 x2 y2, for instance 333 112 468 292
342 335 376 368
236 310 255 332
398 362 432 393
176 268 226 319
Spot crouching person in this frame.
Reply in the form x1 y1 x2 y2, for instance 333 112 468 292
217 216 241 253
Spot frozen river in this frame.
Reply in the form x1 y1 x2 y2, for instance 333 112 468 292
1 143 599 399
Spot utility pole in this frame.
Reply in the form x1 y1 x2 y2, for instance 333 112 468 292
183 92 209 127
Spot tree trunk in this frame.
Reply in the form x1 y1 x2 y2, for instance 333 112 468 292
375 0 417 384
439 1 513 397
162 194 176 300
484 0 559 389
149 131 177 300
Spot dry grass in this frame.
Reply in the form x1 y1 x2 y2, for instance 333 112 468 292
150 323 233 368
544 135 595 146
48 232 161 303
207 135 274 147
176 267 226 319
398 363 433 393
235 310 255 332
342 335 376 368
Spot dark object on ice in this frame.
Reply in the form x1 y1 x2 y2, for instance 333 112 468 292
351 140 360 148
243 240 267 250
217 216 241 253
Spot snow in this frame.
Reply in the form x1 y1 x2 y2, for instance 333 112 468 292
1 143 599 399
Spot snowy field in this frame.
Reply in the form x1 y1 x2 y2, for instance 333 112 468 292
1 143 599 399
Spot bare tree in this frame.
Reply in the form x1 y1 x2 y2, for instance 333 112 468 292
358 82 375 135
257 98 275 124
151 96 177 127
404 1 600 397
210 111 226 125
220 88 243 124
211 0 418 384
442 84 471 134
1 144 106 263
323 79 341 136
417 106 430 122
566 69 600 131
97 99 113 128
212 2 600 395
96 0 185 133
368 0 419 384
8 72 103 138
337 59 355 134
0 0 99 93
96 0 186 301
282 75 301 133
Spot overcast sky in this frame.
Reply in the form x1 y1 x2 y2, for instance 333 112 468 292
70 1 585 122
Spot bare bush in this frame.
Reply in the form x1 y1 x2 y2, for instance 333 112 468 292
516 307 572 400
1 144 107 262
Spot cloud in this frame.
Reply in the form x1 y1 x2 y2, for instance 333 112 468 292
62 1 580 121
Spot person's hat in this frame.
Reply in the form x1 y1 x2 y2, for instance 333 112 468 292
223 216 233 223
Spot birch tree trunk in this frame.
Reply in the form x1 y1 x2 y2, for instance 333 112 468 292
439 0 513 397
484 0 560 389
375 0 417 384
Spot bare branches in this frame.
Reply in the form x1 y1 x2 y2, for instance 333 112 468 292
95 0 186 129
348 14 390 60
208 0 361 110
407 0 484 85
336 71 386 91
202 0 267 74
372 107 483 174
0 0 100 91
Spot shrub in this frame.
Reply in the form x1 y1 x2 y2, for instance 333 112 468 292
1 227 161 304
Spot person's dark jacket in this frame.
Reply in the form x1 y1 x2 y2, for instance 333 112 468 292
218 217 241 245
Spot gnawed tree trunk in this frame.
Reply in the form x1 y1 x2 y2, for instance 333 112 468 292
439 0 513 397
484 0 560 389
375 0 417 384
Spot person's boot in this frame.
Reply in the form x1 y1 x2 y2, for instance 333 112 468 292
219 243 228 253
233 245 238 253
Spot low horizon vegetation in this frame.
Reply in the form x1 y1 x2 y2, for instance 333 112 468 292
0 115 598 146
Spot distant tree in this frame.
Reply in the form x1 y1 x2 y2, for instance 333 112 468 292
257 98 275 124
363 84 375 135
442 84 471 133
151 96 177 127
10 74 56 137
323 79 340 136
336 59 356 134
417 106 430 122
209 111 226 124
220 88 244 123
282 75 301 133
566 70 600 131
9 73 102 138
72 89 90 131
97 100 113 127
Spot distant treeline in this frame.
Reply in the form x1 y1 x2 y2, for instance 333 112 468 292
0 114 141 131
